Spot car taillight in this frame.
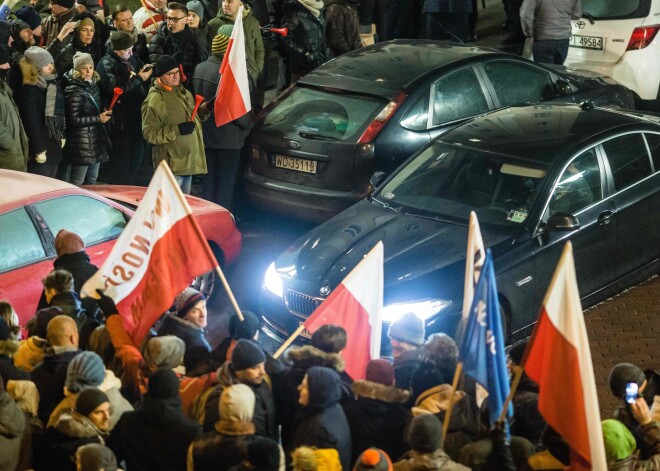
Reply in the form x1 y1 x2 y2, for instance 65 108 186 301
357 92 407 144
626 25 660 50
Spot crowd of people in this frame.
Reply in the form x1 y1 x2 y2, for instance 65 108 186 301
0 227 658 471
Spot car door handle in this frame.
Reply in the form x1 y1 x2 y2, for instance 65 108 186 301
598 210 615 225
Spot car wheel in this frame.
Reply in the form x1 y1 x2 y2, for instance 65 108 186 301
190 243 224 303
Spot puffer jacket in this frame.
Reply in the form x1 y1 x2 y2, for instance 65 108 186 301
40 411 106 471
207 5 265 84
148 23 207 84
279 0 331 74
0 79 29 171
141 78 209 176
0 391 27 471
62 71 110 166
157 314 211 373
324 0 361 56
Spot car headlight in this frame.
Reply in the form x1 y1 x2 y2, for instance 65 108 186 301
264 262 283 298
382 299 451 323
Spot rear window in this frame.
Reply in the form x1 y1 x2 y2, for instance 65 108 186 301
261 86 387 143
581 0 651 19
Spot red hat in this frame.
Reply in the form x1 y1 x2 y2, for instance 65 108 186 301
55 229 85 256
366 359 394 386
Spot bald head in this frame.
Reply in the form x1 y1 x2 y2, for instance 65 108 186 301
47 315 79 348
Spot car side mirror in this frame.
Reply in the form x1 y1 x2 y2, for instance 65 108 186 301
369 171 386 190
547 212 580 231
555 79 573 96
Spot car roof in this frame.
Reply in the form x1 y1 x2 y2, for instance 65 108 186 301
298 40 499 99
438 103 660 165
0 169 78 207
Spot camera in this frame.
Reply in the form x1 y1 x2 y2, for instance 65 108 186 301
625 382 639 404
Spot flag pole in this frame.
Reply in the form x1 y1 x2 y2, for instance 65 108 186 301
214 265 243 322
497 366 523 424
273 324 306 359
440 361 463 449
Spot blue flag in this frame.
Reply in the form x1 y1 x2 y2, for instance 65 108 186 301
458 250 512 429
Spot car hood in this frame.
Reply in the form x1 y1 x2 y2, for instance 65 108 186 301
276 200 515 291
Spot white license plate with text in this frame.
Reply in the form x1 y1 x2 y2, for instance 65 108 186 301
570 35 603 50
274 155 317 174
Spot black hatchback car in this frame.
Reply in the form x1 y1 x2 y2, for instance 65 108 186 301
259 103 660 348
246 40 635 222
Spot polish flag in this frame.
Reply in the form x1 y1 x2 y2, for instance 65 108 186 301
81 161 218 344
522 242 607 471
303 242 384 380
214 5 251 127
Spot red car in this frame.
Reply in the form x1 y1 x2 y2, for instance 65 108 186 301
0 170 241 327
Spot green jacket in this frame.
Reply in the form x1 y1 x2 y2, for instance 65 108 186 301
141 79 210 176
0 80 29 172
207 6 265 84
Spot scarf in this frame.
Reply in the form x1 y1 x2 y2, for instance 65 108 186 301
296 0 324 17
42 72 66 140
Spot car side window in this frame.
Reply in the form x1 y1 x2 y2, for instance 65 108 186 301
602 133 652 191
34 195 127 246
482 60 555 107
0 208 46 272
431 67 489 126
548 149 602 216
644 133 660 172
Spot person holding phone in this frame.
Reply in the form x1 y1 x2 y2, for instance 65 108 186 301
97 31 153 185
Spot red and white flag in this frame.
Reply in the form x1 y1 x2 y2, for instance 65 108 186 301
303 241 384 380
81 161 218 344
214 5 251 127
522 242 607 471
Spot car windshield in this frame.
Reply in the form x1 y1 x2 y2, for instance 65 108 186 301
581 0 650 19
375 142 548 228
261 86 387 142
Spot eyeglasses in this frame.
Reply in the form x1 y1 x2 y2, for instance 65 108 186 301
164 70 180 77
166 16 185 22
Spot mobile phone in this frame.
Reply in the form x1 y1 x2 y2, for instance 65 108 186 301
625 382 638 404
143 65 153 72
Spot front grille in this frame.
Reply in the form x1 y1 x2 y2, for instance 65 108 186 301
285 290 323 317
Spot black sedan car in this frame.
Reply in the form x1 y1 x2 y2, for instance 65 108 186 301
246 40 635 222
259 103 660 348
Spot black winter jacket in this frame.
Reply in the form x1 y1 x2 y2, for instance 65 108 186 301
190 431 280 471
148 23 207 84
324 0 361 56
157 314 211 373
279 0 331 74
31 349 81 423
62 72 110 166
36 251 100 312
47 13 105 78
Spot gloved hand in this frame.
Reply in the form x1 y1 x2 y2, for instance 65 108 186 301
489 420 507 445
35 151 47 164
178 121 195 135
205 96 216 111
95 289 119 318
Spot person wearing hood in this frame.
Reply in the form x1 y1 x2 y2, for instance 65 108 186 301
342 359 411 462
148 2 206 87
107 368 202 470
17 46 65 178
0 375 28 471
48 13 105 77
602 406 660 471
394 414 469 471
207 0 264 86
41 387 112 471
0 318 30 388
62 51 111 185
186 0 209 57
42 0 77 47
188 383 284 471
97 30 152 185
289 366 352 471
0 45 29 172
323 0 361 56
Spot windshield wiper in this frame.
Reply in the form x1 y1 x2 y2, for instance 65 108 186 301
298 131 341 142
401 210 467 227
582 11 595 24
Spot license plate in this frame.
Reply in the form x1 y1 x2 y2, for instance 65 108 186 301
569 35 603 50
274 155 317 174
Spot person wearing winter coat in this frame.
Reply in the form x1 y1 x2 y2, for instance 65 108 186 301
192 29 253 210
603 405 660 470
75 443 121 471
289 366 352 471
97 31 152 185
207 0 264 86
18 47 66 178
188 383 284 471
107 368 202 471
42 0 77 47
110 5 150 65
389 313 425 392
6 19 39 95
394 414 469 471
48 13 105 78
0 319 31 389
62 52 112 185
0 47 29 172
342 359 412 462
186 0 210 58
0 377 28 471
323 0 361 56
141 54 210 193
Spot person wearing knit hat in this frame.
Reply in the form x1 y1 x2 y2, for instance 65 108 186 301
76 0 102 14
105 367 202 470
387 312 424 391
0 40 30 172
73 51 94 71
353 448 393 471
55 229 84 256
231 339 266 373
75 443 119 471
602 419 637 467
152 54 179 78
15 6 42 36
65 351 106 393
211 32 230 57
143 335 185 369
187 0 204 23
109 30 134 51
75 388 111 428
157 287 211 373
11 20 36 49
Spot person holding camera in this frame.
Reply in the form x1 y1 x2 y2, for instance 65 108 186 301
97 31 153 185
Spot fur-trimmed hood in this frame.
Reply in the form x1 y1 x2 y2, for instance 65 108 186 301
352 379 410 404
55 410 106 440
412 384 466 416
0 339 19 357
285 345 345 372
18 56 41 86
